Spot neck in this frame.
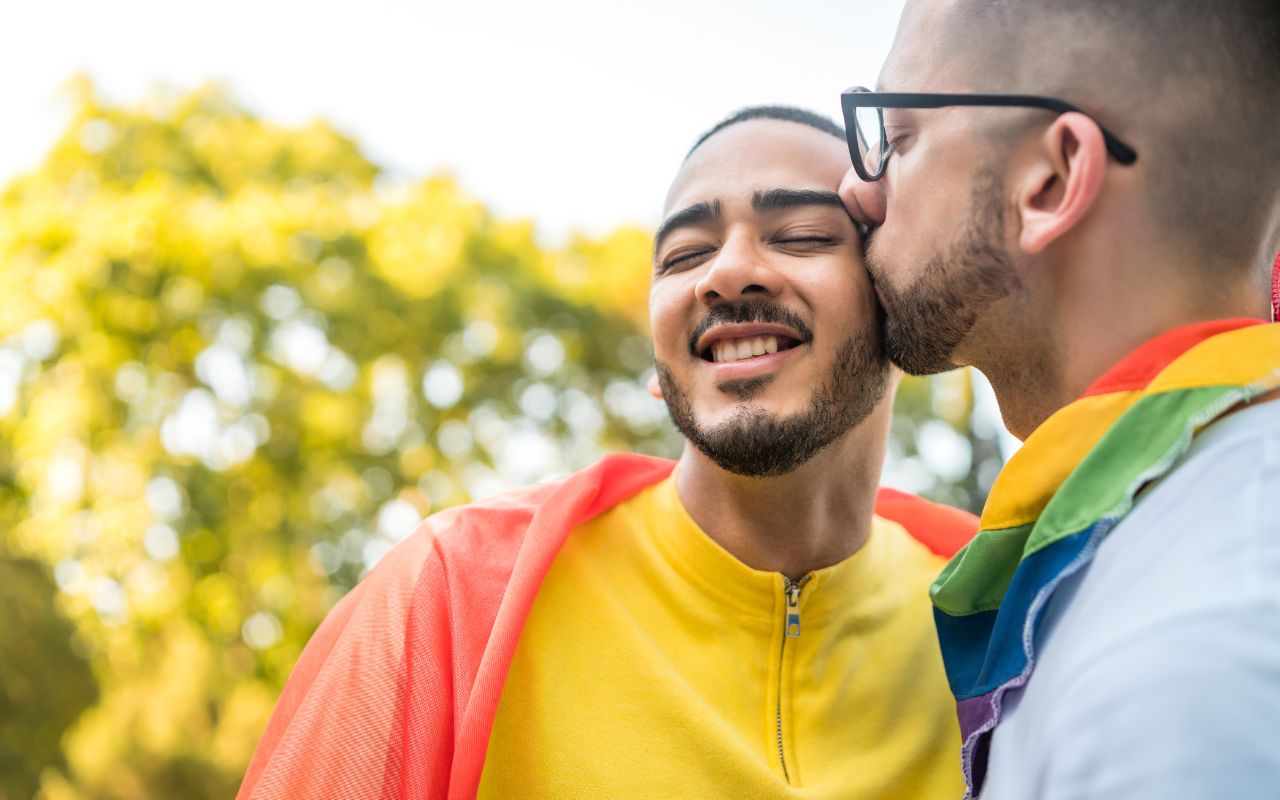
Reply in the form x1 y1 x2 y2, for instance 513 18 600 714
673 402 891 580
976 237 1270 439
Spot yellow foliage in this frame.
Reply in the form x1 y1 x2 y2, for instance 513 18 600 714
1 79 990 800
543 225 655 330
0 80 674 799
367 176 485 296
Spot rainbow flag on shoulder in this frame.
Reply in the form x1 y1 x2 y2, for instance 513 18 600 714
932 318 1280 797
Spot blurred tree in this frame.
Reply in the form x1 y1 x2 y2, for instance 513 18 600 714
0 79 1000 798
0 557 97 800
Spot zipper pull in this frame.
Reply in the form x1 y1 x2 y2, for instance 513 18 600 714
785 579 802 638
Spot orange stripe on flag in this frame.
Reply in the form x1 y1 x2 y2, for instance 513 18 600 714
1080 318 1264 398
1271 250 1279 322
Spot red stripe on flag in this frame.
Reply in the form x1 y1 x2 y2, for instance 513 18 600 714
1080 318 1265 398
1271 250 1279 322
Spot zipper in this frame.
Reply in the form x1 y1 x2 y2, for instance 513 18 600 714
784 578 804 637
775 574 811 784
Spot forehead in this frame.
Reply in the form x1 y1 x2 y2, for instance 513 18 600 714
881 0 973 91
663 119 850 214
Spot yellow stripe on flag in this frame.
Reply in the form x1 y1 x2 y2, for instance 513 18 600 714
979 391 1139 531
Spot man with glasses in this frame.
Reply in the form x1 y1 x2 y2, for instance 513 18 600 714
838 1 1280 798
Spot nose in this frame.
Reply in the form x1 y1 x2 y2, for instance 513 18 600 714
693 231 783 305
838 166 887 228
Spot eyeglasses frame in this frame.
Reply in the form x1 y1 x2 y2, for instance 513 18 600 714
840 86 1139 182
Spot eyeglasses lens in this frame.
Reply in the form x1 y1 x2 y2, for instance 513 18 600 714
853 105 886 178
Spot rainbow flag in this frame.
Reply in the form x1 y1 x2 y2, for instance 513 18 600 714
931 319 1280 797
1272 250 1279 321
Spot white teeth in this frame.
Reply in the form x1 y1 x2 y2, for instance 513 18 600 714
711 336 784 363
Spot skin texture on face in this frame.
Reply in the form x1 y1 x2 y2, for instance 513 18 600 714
844 0 1027 378
866 162 1021 376
844 0 1278 439
840 0 1076 436
651 119 889 477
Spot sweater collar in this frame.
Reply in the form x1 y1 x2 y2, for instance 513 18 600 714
645 471 889 625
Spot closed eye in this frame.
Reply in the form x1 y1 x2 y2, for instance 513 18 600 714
883 128 909 152
658 247 716 273
772 236 839 248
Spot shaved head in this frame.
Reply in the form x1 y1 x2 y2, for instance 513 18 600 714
685 105 845 159
892 0 1280 277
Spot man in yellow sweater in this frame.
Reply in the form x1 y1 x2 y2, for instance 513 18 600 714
239 107 974 800
479 107 971 798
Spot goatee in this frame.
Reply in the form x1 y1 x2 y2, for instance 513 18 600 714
657 308 889 478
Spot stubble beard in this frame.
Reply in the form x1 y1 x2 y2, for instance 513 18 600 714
866 167 1021 376
655 321 890 478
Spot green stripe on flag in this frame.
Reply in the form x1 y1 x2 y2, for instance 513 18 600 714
930 522 1034 616
1027 386 1240 555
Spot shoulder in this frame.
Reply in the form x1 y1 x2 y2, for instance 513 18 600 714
874 487 979 559
1017 400 1280 682
1072 398 1280 630
1174 394 1280 483
339 480 553 607
985 401 1280 797
1155 395 1280 516
356 452 678 600
998 604 1280 800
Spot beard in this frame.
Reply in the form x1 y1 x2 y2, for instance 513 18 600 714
866 167 1020 376
656 304 889 478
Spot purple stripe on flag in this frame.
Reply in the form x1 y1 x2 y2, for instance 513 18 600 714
957 693 997 741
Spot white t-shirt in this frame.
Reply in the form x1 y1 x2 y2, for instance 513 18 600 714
982 398 1280 800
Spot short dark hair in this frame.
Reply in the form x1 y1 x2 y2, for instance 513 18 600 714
686 105 845 159
948 0 1280 276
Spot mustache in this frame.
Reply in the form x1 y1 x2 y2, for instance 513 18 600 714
687 299 815 357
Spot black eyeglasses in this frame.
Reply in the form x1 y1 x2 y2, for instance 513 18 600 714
840 86 1139 182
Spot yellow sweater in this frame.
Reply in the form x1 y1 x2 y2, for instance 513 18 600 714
479 474 963 798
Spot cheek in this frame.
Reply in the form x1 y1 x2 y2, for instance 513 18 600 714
648 280 690 360
801 259 877 338
886 137 976 245
807 256 873 307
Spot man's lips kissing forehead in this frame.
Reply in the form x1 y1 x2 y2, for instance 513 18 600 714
687 299 813 364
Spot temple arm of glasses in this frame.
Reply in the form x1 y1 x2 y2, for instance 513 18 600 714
841 90 1138 164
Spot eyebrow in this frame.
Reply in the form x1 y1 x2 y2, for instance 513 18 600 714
751 188 843 214
653 188 844 255
654 199 722 254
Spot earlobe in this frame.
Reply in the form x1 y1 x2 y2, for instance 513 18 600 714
646 371 663 400
1017 112 1108 255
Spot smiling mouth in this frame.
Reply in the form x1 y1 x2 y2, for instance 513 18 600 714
702 334 803 363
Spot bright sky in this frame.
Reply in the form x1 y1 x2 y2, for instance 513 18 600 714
1 0 905 243
1 0 1021 492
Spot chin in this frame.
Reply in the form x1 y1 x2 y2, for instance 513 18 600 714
700 388 807 421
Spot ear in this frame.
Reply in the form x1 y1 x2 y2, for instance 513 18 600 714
1015 112 1108 255
646 371 663 400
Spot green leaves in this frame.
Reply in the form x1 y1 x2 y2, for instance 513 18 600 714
0 80 997 799
1 81 671 799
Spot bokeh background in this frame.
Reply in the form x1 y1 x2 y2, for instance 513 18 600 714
0 3 1015 797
